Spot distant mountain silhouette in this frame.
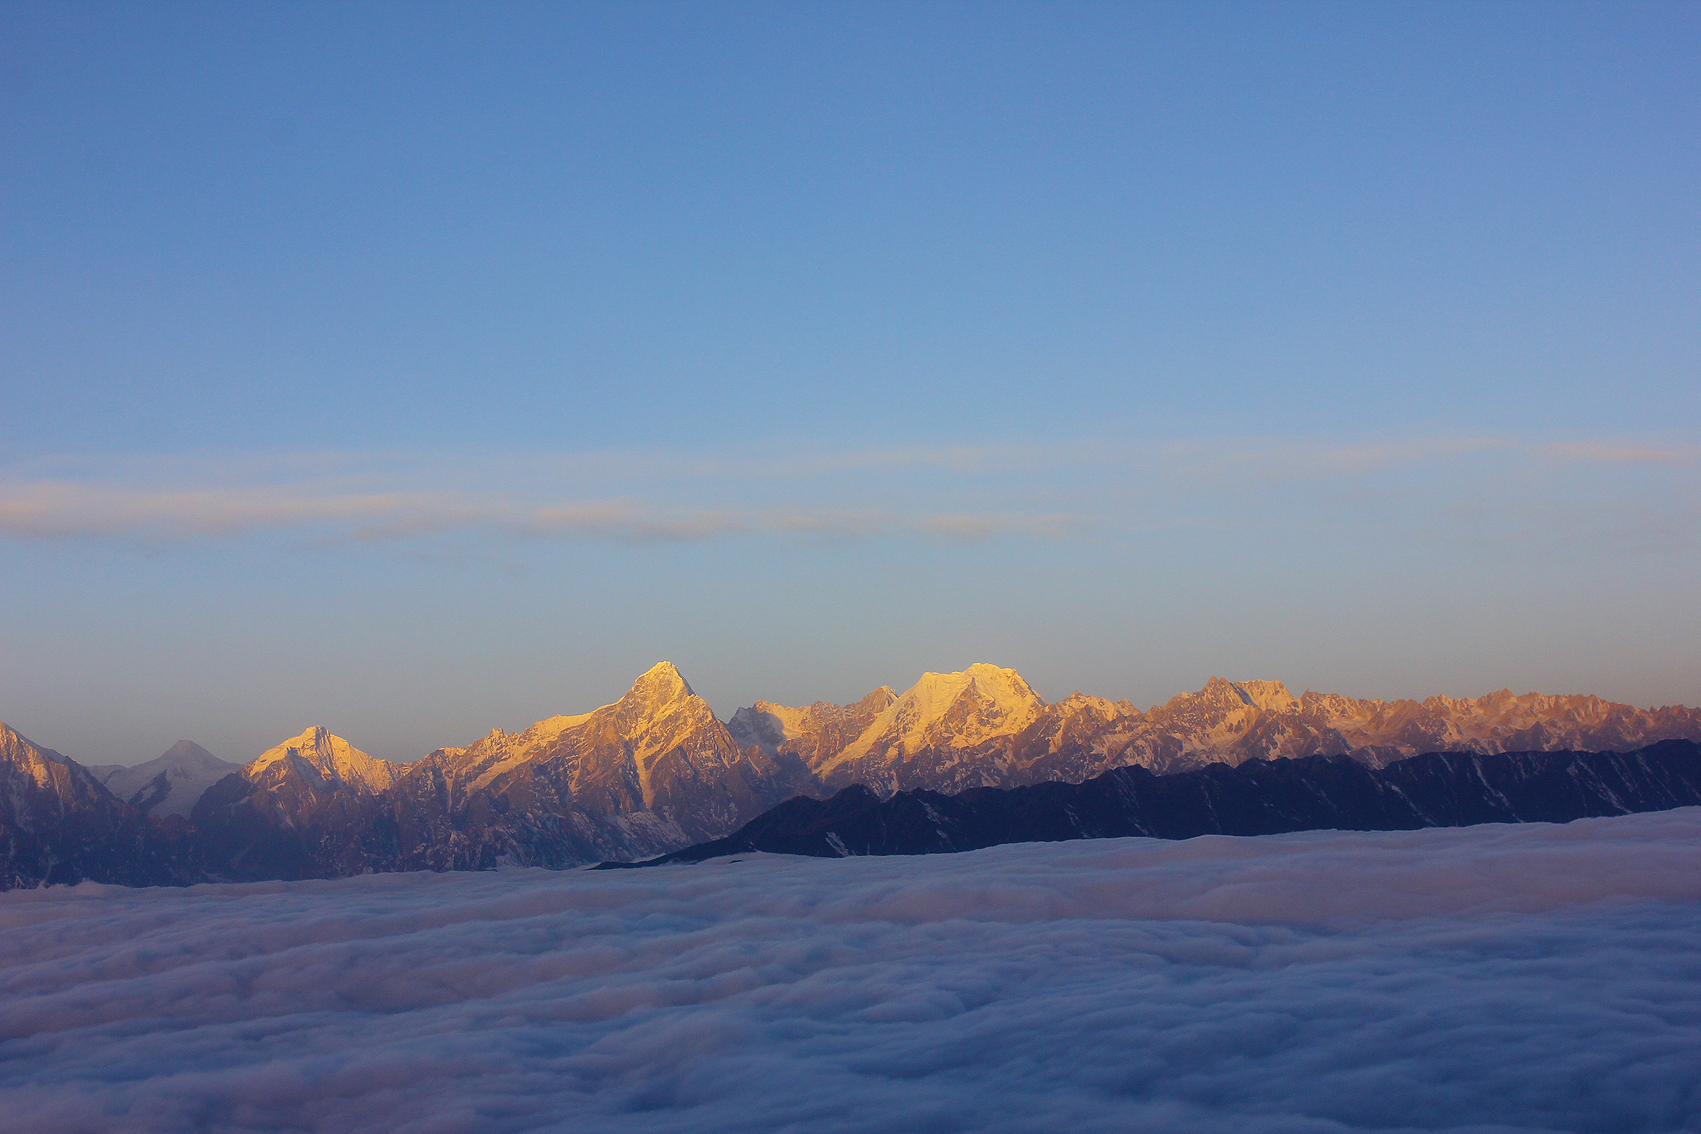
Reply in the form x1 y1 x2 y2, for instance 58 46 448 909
611 740 1701 867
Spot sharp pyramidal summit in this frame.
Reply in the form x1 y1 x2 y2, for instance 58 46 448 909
4 661 1700 889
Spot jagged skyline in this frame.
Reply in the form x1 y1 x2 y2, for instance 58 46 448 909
6 658 1699 885
2 3 1696 764
65 660 1701 776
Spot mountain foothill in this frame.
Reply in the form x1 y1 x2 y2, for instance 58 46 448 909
4 660 1700 888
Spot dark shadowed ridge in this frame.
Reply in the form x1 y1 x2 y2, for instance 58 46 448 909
0 723 202 889
596 740 1701 868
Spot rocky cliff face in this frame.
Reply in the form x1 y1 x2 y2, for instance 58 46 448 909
191 663 802 880
0 722 196 888
1100 679 1701 774
732 669 1701 796
7 662 1701 888
727 687 897 778
819 665 1047 790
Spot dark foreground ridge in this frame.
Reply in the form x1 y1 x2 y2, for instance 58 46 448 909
598 740 1701 867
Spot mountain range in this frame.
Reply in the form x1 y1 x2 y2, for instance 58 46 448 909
627 740 1701 866
727 662 1701 790
3 660 1699 887
0 726 199 889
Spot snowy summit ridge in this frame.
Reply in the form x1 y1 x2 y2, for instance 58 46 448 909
729 665 1701 797
4 661 1700 885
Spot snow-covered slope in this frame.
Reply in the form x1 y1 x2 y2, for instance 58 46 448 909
831 664 1046 765
1122 679 1701 772
411 660 798 846
246 726 398 794
97 741 241 819
0 721 194 888
727 687 897 766
732 668 1701 796
11 663 1700 885
812 664 1047 793
0 721 119 829
193 663 805 879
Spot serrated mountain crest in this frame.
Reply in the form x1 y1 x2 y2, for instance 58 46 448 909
1236 680 1299 712
8 664 1701 888
188 663 805 880
828 663 1048 770
731 669 1701 798
727 687 898 763
247 725 397 794
0 721 116 818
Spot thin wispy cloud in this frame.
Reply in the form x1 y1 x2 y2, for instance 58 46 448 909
1173 436 1700 483
0 434 1691 552
1537 440 1700 465
0 483 1090 548
768 508 1092 542
0 482 474 541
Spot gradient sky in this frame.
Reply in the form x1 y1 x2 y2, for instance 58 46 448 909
2 1 1697 764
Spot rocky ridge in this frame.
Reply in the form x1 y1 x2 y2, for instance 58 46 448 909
5 661 1700 887
0 722 197 888
190 662 802 880
730 668 1701 796
623 739 1701 866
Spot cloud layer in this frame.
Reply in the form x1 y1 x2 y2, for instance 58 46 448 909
3 810 1700 1133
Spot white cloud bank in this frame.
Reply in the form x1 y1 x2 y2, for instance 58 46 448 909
3 810 1700 1133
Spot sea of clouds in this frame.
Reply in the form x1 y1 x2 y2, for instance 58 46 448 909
4 811 1701 1134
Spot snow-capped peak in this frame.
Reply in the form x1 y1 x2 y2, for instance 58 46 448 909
825 663 1047 769
1236 680 1299 713
631 660 694 702
247 726 396 793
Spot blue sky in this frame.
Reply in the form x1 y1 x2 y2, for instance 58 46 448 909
1 1 1696 763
